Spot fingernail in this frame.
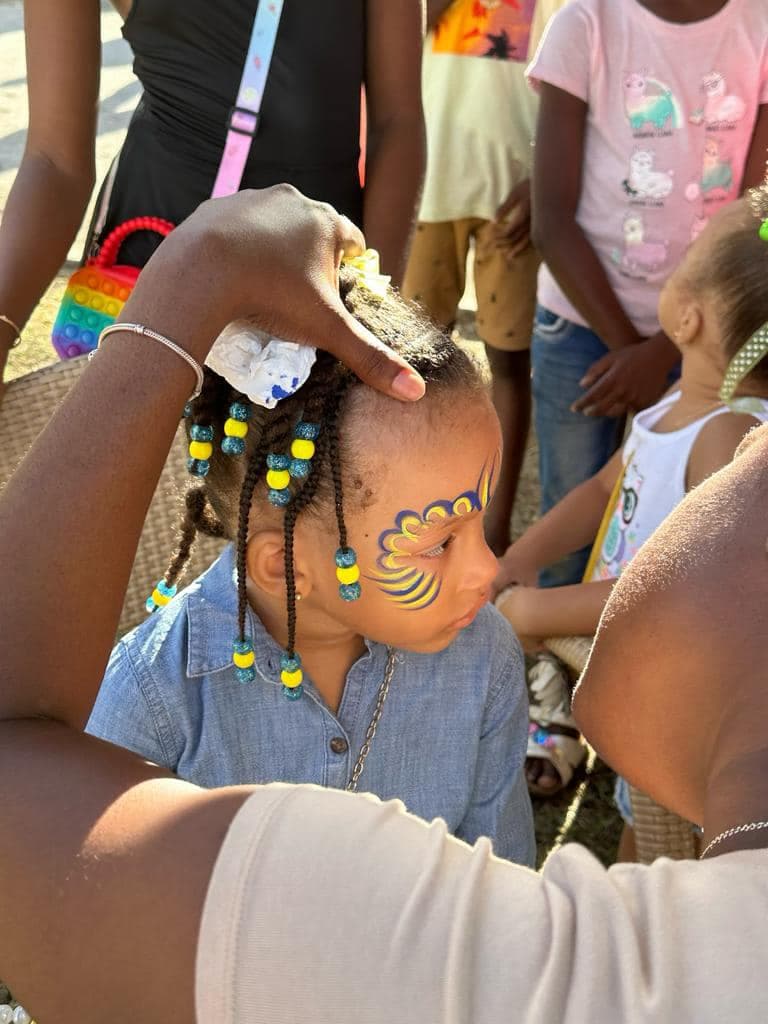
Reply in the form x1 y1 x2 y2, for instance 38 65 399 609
579 377 588 387
393 368 426 401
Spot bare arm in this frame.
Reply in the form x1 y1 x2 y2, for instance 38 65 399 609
426 0 453 30
0 188 425 1023
740 103 768 192
363 0 426 285
497 578 615 643
495 448 622 591
0 0 101 374
532 84 640 352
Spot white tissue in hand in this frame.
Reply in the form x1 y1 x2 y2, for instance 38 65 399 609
205 320 316 409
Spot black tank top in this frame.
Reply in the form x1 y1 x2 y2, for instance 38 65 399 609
98 0 365 266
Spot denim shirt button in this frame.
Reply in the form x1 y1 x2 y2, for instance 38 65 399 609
329 736 348 754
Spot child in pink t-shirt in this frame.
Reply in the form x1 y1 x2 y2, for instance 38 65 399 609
525 0 768 587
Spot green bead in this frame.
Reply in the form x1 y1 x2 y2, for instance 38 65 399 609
759 219 768 242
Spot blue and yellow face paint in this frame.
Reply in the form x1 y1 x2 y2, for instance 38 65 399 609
367 456 498 611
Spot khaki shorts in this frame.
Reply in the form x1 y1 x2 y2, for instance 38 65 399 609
402 218 539 351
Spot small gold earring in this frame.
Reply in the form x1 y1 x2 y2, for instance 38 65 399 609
296 592 302 602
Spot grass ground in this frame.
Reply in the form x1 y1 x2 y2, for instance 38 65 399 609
6 282 622 869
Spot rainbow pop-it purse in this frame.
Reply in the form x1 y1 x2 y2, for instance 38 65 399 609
52 216 174 359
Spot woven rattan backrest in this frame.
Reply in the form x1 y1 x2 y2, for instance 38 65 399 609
0 358 225 635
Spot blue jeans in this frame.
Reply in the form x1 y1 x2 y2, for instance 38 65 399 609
531 306 625 588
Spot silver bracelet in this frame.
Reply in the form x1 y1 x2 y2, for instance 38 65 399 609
0 313 23 348
97 323 204 399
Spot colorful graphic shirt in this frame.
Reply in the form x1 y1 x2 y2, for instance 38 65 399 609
527 0 768 336
433 0 536 61
418 0 546 222
586 391 768 581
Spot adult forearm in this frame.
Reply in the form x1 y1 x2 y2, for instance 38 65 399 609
532 219 640 351
363 117 425 286
0 153 95 340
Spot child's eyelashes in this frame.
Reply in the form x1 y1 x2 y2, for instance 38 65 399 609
418 535 455 559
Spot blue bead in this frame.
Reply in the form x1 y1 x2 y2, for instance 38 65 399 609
145 595 158 614
157 579 177 599
268 488 292 507
222 435 246 456
335 547 357 568
190 424 214 442
183 403 193 418
339 582 362 602
295 421 320 441
289 457 311 479
283 684 303 701
233 638 254 655
187 457 210 477
229 402 250 421
280 652 302 672
235 665 256 684
266 453 291 471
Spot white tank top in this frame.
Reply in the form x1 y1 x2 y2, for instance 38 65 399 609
588 390 768 581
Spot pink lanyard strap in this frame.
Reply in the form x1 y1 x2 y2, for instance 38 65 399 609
211 0 285 199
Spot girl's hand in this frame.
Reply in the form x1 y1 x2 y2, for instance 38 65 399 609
493 547 539 598
571 332 679 418
491 179 532 260
495 585 546 654
135 186 426 402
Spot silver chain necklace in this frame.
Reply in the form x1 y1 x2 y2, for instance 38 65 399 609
346 647 396 793
700 819 768 859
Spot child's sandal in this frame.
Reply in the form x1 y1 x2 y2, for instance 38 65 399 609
525 654 586 798
527 720 586 797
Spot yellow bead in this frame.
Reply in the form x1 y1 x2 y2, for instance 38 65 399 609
336 564 360 585
291 438 315 460
189 440 213 461
266 468 291 490
151 587 171 607
233 650 255 669
225 418 248 438
281 668 303 688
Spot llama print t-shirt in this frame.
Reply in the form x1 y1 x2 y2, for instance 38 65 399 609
527 0 768 336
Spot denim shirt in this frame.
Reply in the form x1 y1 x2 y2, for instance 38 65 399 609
88 546 535 865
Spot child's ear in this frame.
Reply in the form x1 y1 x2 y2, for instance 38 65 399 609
245 529 313 600
674 301 703 346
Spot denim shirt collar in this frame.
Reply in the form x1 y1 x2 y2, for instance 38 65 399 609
184 545 383 683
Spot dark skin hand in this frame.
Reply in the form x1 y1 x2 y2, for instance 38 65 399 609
0 187 425 1024
491 179 532 262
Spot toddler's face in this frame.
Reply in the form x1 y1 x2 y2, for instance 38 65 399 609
298 395 502 654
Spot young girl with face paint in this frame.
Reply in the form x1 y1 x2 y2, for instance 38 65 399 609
495 194 768 823
87 260 536 866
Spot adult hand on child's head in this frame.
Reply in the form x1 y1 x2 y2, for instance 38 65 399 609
138 185 426 402
571 333 678 418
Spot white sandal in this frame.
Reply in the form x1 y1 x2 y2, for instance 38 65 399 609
526 654 586 797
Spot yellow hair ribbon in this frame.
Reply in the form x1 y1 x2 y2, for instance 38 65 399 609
342 249 391 299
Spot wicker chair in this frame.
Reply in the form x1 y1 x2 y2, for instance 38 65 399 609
545 634 698 863
0 357 225 635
